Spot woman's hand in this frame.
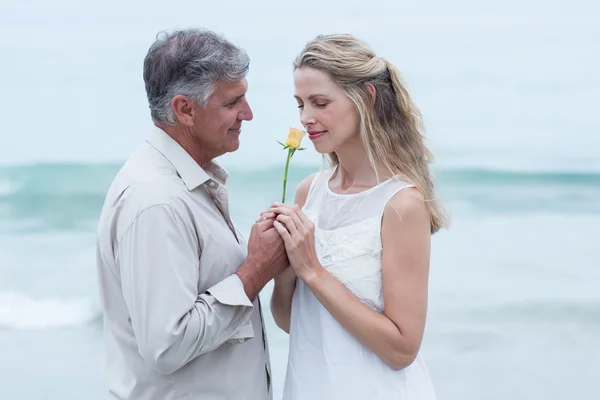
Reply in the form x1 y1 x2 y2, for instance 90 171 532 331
262 203 323 282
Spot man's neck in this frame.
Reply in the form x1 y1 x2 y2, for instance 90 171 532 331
156 123 212 167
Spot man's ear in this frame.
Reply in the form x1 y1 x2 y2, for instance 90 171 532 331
364 82 376 104
171 95 196 127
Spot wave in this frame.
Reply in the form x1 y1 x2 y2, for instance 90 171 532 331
0 162 120 198
435 167 600 185
0 179 19 197
0 291 101 330
228 165 600 188
0 162 598 230
1 162 599 200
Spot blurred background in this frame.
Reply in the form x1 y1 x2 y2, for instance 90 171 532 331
1 0 599 399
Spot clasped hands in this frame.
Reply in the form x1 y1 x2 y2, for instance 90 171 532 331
257 203 322 283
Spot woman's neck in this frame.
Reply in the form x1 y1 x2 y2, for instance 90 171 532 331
332 140 388 190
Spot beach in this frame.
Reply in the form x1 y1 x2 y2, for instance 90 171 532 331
1 0 599 398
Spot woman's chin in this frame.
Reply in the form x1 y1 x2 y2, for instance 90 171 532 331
312 142 334 155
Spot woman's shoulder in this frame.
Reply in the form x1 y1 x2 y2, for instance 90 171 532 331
295 172 319 207
294 167 331 203
382 186 430 233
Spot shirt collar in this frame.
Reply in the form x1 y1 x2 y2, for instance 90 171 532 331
146 126 228 191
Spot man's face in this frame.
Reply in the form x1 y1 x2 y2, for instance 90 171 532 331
192 79 253 159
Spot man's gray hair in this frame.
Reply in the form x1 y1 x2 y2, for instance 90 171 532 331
143 28 250 125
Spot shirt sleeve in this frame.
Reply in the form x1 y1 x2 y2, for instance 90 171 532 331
117 203 254 375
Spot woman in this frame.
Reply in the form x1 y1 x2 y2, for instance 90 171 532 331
262 34 448 399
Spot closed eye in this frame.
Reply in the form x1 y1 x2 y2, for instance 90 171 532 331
297 103 327 109
226 95 245 107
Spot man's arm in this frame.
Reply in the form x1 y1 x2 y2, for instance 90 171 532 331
118 203 254 375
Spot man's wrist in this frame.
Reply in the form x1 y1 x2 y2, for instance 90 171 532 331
235 258 266 300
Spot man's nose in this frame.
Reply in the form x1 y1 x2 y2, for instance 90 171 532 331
239 99 253 121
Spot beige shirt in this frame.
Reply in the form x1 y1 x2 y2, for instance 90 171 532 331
96 126 271 400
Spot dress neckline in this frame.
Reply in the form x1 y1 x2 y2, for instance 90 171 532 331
325 165 397 198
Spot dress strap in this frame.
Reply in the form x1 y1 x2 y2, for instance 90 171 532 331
377 179 416 222
302 167 335 211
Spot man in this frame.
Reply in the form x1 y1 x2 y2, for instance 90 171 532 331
96 29 288 400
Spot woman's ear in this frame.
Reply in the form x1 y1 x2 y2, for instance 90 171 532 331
364 82 376 104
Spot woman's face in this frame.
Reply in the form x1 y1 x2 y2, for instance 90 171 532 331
293 67 360 154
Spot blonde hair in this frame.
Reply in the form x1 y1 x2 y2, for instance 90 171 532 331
293 34 449 233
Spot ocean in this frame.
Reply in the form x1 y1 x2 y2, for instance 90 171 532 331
1 163 599 399
1 0 599 399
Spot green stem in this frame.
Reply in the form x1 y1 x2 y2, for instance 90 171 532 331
281 148 292 203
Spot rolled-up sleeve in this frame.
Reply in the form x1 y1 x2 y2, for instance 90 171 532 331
117 203 254 375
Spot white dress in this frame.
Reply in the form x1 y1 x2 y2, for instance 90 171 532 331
282 167 437 400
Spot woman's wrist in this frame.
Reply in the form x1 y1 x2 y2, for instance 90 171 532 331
300 261 326 287
274 266 296 285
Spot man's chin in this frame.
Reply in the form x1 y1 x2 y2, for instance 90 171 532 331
227 139 240 153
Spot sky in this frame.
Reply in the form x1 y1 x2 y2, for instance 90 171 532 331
1 0 598 171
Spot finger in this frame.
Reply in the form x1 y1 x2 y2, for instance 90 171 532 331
260 207 289 218
255 219 273 232
287 207 305 233
270 203 295 212
273 220 292 245
271 205 297 217
262 217 276 228
260 208 279 216
257 212 276 222
276 214 298 236
261 205 297 226
255 215 275 224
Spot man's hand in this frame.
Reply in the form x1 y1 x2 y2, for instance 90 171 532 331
247 220 288 274
235 220 288 300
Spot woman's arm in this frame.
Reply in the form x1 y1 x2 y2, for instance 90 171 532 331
268 174 316 333
270 266 296 333
272 187 431 369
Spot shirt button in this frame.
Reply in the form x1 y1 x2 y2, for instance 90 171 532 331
238 338 245 343
208 181 216 188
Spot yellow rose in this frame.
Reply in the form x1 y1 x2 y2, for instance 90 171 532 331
278 127 307 203
284 127 306 149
